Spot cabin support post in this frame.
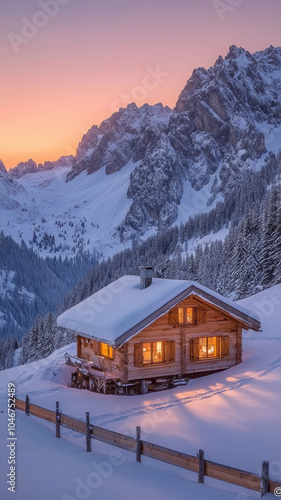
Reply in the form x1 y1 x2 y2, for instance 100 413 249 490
261 461 269 497
25 395 30 416
86 412 92 452
198 449 204 484
140 380 147 394
56 401 61 438
136 426 142 463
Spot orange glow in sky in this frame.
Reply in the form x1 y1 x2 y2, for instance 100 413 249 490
1 0 281 169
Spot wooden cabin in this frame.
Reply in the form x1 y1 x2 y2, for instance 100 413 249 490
57 267 261 394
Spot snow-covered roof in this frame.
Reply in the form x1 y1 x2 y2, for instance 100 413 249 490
57 276 261 347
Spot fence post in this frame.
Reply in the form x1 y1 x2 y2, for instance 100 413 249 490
136 426 142 463
86 412 91 452
261 461 269 497
198 449 204 484
56 402 61 439
25 395 30 416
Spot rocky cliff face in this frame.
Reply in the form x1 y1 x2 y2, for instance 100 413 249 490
10 159 38 178
0 169 26 210
65 45 281 235
0 160 7 174
67 103 172 181
38 155 73 171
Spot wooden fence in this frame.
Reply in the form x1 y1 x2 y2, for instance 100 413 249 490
15 397 279 497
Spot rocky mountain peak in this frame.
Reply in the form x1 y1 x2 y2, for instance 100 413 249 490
10 159 38 178
0 159 7 174
226 44 247 60
38 155 73 171
61 45 281 235
9 156 74 179
67 102 172 181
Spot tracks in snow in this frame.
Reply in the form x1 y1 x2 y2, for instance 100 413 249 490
92 354 281 427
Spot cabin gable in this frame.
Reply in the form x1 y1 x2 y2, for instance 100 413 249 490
125 296 243 382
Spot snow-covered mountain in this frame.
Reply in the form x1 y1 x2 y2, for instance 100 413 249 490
9 155 73 179
1 45 281 259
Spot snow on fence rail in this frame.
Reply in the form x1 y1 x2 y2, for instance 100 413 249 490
15 397 278 497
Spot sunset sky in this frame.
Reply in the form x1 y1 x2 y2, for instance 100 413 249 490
1 0 281 169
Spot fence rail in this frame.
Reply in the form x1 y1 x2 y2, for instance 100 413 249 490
15 397 279 497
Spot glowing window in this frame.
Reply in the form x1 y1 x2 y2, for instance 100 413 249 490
153 342 164 363
199 337 219 359
100 343 114 359
178 308 184 324
178 307 196 324
186 308 193 324
143 343 152 364
142 342 164 364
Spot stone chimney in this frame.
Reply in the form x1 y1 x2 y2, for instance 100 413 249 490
139 266 153 290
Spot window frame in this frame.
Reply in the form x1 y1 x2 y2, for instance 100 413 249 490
134 340 175 367
142 341 165 365
198 336 220 359
100 342 114 359
177 306 197 325
190 335 229 362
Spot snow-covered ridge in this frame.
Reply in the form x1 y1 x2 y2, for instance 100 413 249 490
9 155 73 179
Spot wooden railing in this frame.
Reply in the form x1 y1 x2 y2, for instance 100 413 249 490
15 397 279 497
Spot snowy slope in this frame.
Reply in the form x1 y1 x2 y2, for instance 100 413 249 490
0 161 136 259
0 285 280 499
0 160 223 260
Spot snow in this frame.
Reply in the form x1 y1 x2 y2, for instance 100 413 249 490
181 227 229 258
0 161 136 260
0 284 280 499
256 122 281 155
0 270 15 298
57 276 260 345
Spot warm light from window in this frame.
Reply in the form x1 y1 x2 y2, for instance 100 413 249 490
199 337 218 359
143 343 151 364
153 342 164 363
208 337 217 356
100 343 113 358
186 307 193 323
143 342 164 364
178 307 195 324
178 308 184 324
